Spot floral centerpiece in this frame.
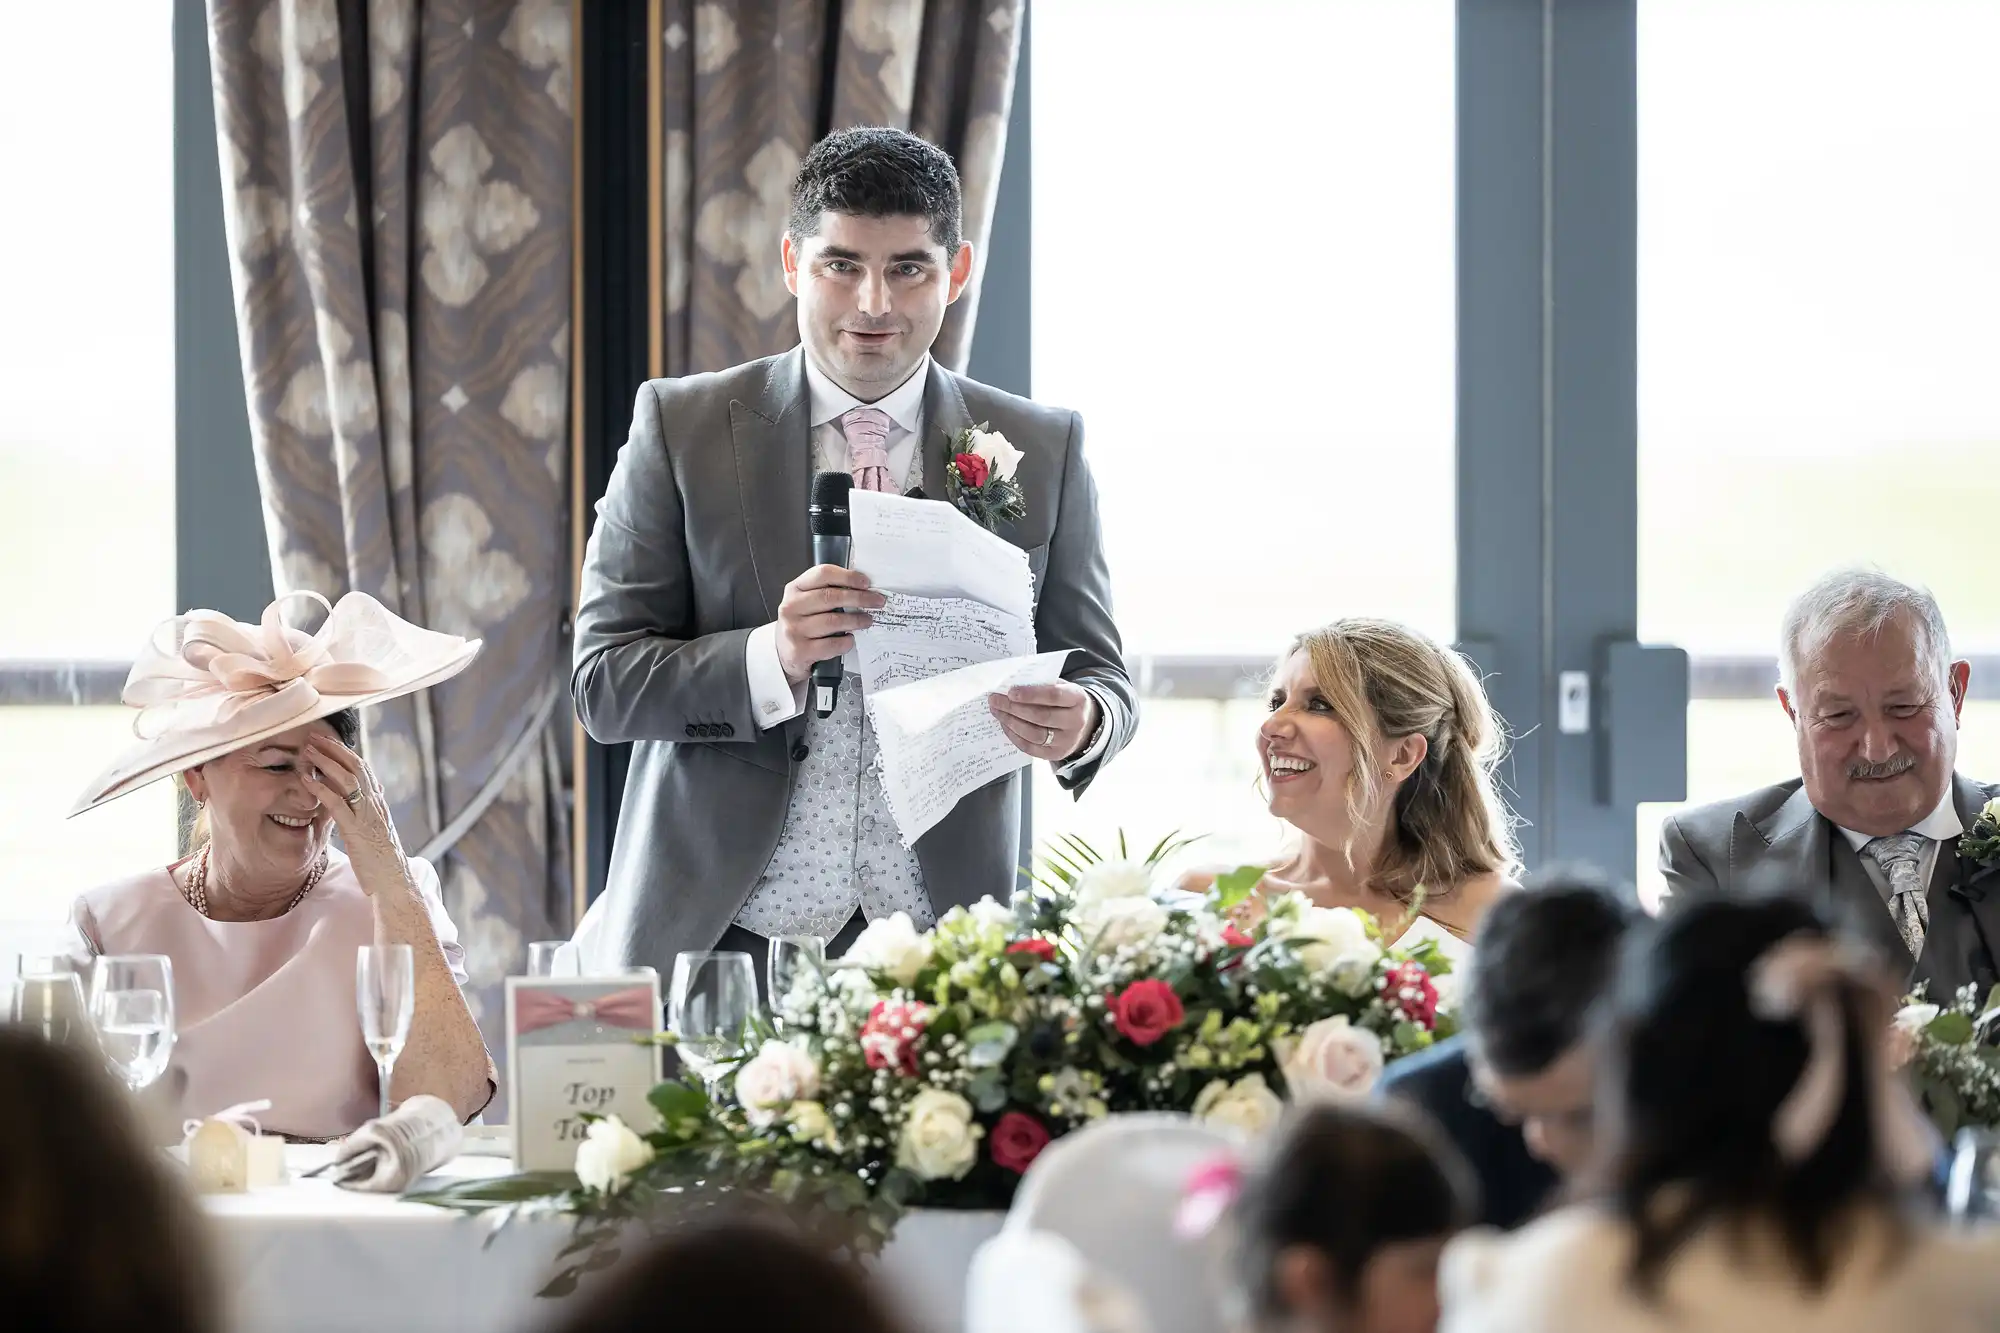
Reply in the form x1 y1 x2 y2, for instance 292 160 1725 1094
413 835 1456 1295
1893 984 2000 1140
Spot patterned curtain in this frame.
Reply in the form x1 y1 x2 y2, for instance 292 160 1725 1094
206 0 573 1105
660 0 1024 375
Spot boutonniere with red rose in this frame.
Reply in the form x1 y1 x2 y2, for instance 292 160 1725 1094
1962 798 2000 873
944 422 1026 532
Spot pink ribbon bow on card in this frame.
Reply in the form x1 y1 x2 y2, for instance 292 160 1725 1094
514 987 657 1036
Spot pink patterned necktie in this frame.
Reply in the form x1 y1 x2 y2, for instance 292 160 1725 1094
840 406 895 492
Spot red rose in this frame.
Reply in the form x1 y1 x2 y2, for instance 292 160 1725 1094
1221 924 1254 949
1007 938 1057 963
1111 978 1185 1047
990 1110 1052 1175
859 999 929 1076
953 451 990 489
1380 962 1440 1028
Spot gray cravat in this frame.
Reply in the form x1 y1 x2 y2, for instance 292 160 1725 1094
1862 831 1931 960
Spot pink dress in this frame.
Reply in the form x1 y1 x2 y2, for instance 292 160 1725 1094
67 850 470 1139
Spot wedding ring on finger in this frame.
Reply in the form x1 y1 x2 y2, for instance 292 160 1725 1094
1042 728 1054 747
345 787 365 808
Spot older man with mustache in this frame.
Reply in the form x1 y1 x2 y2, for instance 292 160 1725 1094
1660 569 2000 1006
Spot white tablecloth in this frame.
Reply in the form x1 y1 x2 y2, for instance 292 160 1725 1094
200 1146 1003 1333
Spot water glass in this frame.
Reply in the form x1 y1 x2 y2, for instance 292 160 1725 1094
1947 1127 2000 1221
668 951 756 1092
526 940 579 977
88 955 176 1090
768 935 826 1019
357 945 415 1121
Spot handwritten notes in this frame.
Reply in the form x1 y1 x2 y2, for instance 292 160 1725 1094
847 489 1062 846
869 650 1073 846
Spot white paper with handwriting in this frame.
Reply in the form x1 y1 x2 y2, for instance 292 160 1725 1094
868 649 1072 846
846 489 1063 845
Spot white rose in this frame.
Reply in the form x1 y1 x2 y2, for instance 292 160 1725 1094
847 912 934 987
787 1099 833 1146
573 1114 655 1195
969 895 1015 931
1894 1002 1940 1033
895 1088 982 1181
1071 859 1154 905
1191 1073 1284 1138
1075 895 1170 956
1278 1015 1386 1102
734 1040 821 1128
1278 905 1382 990
967 427 1023 482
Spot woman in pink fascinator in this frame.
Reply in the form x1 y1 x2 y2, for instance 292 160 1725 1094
64 591 494 1139
1438 894 2000 1333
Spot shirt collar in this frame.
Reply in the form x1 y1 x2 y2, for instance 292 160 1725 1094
1833 787 1965 851
803 352 930 434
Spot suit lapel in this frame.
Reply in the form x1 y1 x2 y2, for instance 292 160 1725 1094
920 358 973 502
1939 774 2000 1001
730 350 812 621
1733 784 1908 961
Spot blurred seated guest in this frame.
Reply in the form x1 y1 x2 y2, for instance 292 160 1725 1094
1182 619 1520 960
0 1025 218 1333
66 592 494 1138
1439 895 2000 1333
1229 1101 1475 1333
1379 864 1641 1229
1660 568 2000 1005
548 1214 913 1333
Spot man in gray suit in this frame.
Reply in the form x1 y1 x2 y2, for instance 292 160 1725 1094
1660 569 1999 1006
570 128 1135 976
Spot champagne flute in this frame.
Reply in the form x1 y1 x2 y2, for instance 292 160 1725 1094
526 940 571 977
767 935 826 1024
1947 1127 2000 1222
669 951 756 1095
14 956 91 1048
88 954 177 1092
357 945 415 1121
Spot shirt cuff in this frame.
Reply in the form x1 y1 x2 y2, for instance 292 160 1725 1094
746 622 807 730
1055 686 1112 780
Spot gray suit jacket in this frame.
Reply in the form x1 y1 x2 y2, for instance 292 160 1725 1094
1659 773 2000 1005
571 349 1137 971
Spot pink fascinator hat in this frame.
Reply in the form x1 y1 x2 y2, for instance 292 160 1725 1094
70 590 480 817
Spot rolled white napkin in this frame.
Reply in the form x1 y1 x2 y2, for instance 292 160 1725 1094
329 1095 465 1192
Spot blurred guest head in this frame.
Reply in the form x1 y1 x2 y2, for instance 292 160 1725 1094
1463 865 1641 1179
1777 568 1968 838
1233 1101 1475 1333
1261 619 1518 904
1597 894 1927 1294
0 1025 217 1332
550 1212 911 1333
784 127 974 401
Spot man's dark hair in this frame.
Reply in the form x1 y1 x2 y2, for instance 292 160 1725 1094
1461 863 1642 1076
788 127 963 256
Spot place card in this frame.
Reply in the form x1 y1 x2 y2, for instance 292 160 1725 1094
505 975 663 1172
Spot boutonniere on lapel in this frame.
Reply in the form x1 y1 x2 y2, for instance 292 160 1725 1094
944 422 1026 532
1961 798 2000 874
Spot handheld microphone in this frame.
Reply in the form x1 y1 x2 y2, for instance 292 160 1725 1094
809 471 854 718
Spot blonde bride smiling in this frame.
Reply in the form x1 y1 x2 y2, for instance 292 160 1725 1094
1184 619 1520 957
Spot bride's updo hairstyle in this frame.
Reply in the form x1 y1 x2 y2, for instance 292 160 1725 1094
1285 619 1519 904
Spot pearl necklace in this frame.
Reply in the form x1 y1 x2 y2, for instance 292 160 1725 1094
181 843 329 919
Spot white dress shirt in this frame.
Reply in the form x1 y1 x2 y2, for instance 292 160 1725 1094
741 352 1107 774
1834 789 1964 902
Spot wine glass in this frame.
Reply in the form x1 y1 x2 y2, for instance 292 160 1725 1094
14 956 91 1048
1947 1127 2000 1221
669 951 756 1094
526 940 581 977
356 945 415 1121
768 935 825 1023
88 955 175 1090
